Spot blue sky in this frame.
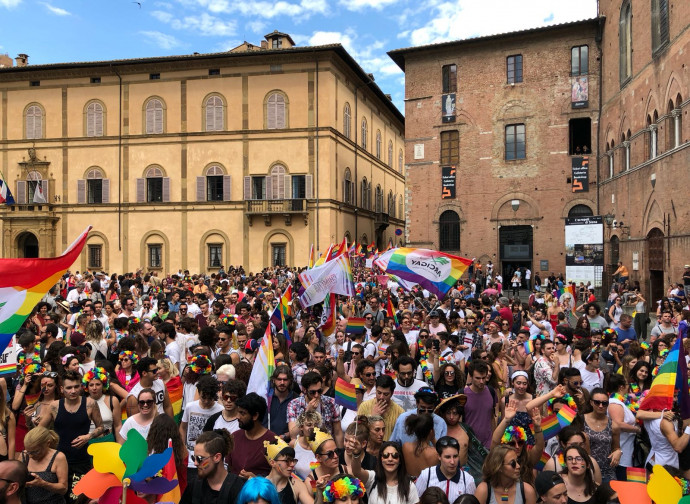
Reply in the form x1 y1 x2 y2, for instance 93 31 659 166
0 0 598 112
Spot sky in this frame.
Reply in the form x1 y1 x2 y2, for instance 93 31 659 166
0 0 598 113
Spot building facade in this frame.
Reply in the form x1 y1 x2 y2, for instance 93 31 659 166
597 0 689 303
389 20 601 282
0 32 405 273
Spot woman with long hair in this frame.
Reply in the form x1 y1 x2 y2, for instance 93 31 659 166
434 362 465 399
118 388 157 443
488 342 510 397
474 444 537 504
401 414 437 478
582 388 621 483
158 357 183 424
264 437 314 504
18 427 68 504
574 316 591 337
12 364 43 453
82 367 121 443
628 361 652 397
304 428 346 490
273 333 288 362
85 321 108 361
606 374 639 481
26 372 60 430
0 388 15 462
147 414 189 494
348 440 418 504
560 445 602 504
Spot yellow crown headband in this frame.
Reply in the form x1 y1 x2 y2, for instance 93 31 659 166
264 436 291 462
308 427 334 454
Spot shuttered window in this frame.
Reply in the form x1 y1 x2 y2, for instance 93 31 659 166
442 64 457 93
376 131 382 159
205 95 224 131
266 92 286 129
343 168 353 205
361 118 368 150
652 0 669 53
361 178 368 208
388 141 393 167
375 186 383 213
398 150 403 173
86 102 104 137
25 105 43 139
268 165 287 200
619 2 632 83
343 103 351 139
145 98 164 134
138 165 169 203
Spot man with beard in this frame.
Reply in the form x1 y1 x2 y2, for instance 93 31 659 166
39 324 59 359
0 460 28 504
390 356 427 411
229 392 276 478
180 430 245 504
262 365 296 438
356 375 403 441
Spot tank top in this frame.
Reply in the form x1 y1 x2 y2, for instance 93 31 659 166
55 397 91 464
487 481 524 504
583 418 615 481
23 450 65 504
644 417 679 468
89 395 113 434
277 480 297 504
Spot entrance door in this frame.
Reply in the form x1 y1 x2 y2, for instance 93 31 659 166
17 232 39 258
499 225 533 285
647 228 665 304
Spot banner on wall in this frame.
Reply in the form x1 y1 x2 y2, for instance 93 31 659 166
572 156 589 193
571 76 588 108
441 166 456 199
442 93 456 122
565 216 603 286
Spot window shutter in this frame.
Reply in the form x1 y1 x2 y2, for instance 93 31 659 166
266 175 273 200
275 172 284 199
196 176 205 201
276 96 285 128
659 0 669 44
284 175 291 199
214 101 223 131
102 179 110 204
243 176 251 200
95 105 103 137
40 180 49 203
223 175 231 201
305 175 313 199
206 100 215 131
77 179 86 204
86 107 95 137
16 181 26 204
154 104 163 134
162 177 170 202
267 95 276 129
146 103 154 134
136 178 145 203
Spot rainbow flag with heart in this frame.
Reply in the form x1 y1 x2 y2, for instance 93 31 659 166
375 248 471 298
0 227 91 356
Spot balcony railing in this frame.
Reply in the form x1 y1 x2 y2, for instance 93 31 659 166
246 199 307 214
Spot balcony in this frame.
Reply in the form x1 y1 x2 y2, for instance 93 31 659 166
245 198 308 226
374 211 389 231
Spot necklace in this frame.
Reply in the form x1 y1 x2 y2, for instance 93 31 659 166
501 485 510 502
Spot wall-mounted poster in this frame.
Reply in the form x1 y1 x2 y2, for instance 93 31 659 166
572 76 588 108
572 156 589 193
442 93 456 122
441 166 456 199
565 216 603 286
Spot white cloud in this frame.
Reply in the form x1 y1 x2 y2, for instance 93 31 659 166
151 9 174 22
246 20 268 34
309 30 356 53
140 30 184 49
0 0 21 7
156 11 237 36
179 0 328 19
407 0 598 47
40 2 70 15
340 0 399 11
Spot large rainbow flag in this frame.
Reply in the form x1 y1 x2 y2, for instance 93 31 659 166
639 335 690 418
0 226 91 355
375 248 471 299
247 324 275 401
166 375 183 424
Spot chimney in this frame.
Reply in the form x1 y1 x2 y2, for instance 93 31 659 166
15 53 28 67
261 40 268 49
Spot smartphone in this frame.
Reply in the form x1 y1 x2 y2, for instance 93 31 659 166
432 340 440 351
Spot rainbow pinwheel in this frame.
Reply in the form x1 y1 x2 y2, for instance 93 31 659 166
612 464 690 504
73 430 178 504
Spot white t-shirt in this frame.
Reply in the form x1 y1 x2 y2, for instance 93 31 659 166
365 470 419 504
580 367 603 392
392 379 427 411
120 416 153 441
165 341 181 366
210 414 240 434
128 379 167 415
182 400 223 467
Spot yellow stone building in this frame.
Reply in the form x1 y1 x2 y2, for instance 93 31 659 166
0 32 405 273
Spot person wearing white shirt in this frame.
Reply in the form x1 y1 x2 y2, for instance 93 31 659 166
579 348 604 392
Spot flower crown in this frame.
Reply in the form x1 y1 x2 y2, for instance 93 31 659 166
323 476 366 503
220 313 236 327
546 394 578 416
501 425 527 444
21 363 45 379
82 366 110 390
119 350 139 365
129 316 141 325
188 354 213 375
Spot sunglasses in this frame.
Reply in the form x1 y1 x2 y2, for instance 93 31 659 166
218 338 228 342
351 352 361 356
381 452 400 460
592 399 609 407
138 399 155 407
362 372 376 377
223 394 238 402
319 450 338 459
365 317 373 320
437 438 460 449
43 372 58 378
504 459 519 468
193 455 211 465
276 457 298 465
417 408 435 414
444 371 455 376
307 389 322 397
568 380 582 387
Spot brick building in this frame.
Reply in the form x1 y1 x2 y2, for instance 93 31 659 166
389 20 601 283
597 0 689 304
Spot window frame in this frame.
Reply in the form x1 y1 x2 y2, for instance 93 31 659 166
442 64 457 93
24 103 45 140
88 244 103 269
376 130 382 159
505 123 526 161
440 130 460 166
619 1 632 85
439 210 460 251
265 91 288 129
145 165 164 203
208 244 223 269
361 118 368 150
651 0 670 54
144 97 165 135
252 176 267 200
571 45 589 76
85 100 105 137
506 55 523 84
343 103 351 139
204 94 225 132
148 244 163 269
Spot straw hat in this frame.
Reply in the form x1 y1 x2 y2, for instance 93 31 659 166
434 393 468 414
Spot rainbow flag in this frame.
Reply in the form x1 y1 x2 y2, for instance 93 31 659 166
158 439 181 503
375 248 472 299
0 227 91 355
557 405 578 427
541 414 562 441
299 251 355 307
314 244 332 267
523 340 535 355
626 467 646 483
639 335 690 418
308 244 315 269
534 451 550 471
346 317 366 335
319 293 337 339
334 377 357 411
166 375 183 424
270 285 293 342
247 325 276 402
386 297 397 327
329 237 347 261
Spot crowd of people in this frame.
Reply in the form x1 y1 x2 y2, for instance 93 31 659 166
2 260 689 504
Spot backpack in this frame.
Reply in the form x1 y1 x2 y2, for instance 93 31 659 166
527 361 538 395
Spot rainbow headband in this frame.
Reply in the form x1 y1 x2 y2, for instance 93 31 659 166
82 366 110 390
220 313 236 327
501 425 527 444
189 355 213 375
546 394 578 416
119 350 139 365
323 476 366 503
21 363 45 379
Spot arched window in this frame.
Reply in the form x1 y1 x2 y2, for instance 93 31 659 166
145 98 165 134
77 167 109 204
568 204 593 218
398 149 403 173
375 185 383 213
361 178 368 208
388 141 393 167
398 196 403 219
205 95 225 132
203 164 229 201
85 101 104 137
651 0 669 53
268 164 286 200
439 210 460 251
343 103 351 139
619 1 632 83
376 130 382 159
266 92 287 129
27 171 47 203
137 165 170 203
25 104 44 139
361 118 368 150
387 191 395 216
343 168 353 205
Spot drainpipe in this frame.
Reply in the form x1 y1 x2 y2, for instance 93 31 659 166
111 64 123 251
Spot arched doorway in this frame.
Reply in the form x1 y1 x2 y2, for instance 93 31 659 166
646 228 664 304
17 232 39 258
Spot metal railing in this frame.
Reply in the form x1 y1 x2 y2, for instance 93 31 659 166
246 199 307 213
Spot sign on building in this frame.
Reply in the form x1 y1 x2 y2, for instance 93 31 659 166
441 166 456 199
571 76 588 108
442 93 456 123
565 216 603 287
572 156 589 193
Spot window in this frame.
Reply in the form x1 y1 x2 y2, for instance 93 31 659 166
27 171 46 203
266 92 287 129
272 244 286 266
619 1 632 84
375 185 383 213
252 176 266 199
376 131 382 159
361 118 368 150
149 73 160 80
197 165 230 202
88 245 102 269
442 64 457 93
209 69 220 76
205 95 224 132
568 118 592 155
86 168 105 204
207 173 224 201
439 210 460 251
361 178 369 208
398 149 403 173
272 38 282 49
568 205 594 218
292 175 306 199
505 124 526 160
268 164 286 200
145 98 164 134
208 244 223 268
85 101 104 137
148 244 162 269
30 81 40 87
387 191 395 217
507 55 523 84
651 0 669 53
388 141 393 167
343 103 351 139
90 77 101 84
146 165 163 202
571 46 589 76
343 168 354 205
440 131 459 165
25 104 43 139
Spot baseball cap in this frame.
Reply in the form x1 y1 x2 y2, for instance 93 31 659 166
535 471 565 498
